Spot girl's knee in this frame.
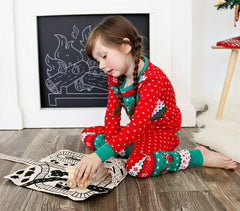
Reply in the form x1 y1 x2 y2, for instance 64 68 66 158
81 128 98 149
81 128 107 150
81 126 105 147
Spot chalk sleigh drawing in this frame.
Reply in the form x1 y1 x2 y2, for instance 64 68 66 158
44 25 108 106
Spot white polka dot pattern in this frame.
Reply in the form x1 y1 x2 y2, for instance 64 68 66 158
103 59 181 156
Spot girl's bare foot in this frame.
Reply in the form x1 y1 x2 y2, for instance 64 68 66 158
194 146 237 170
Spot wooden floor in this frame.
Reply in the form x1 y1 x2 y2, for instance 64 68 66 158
0 128 239 211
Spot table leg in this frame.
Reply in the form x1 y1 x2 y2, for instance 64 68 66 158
216 49 238 119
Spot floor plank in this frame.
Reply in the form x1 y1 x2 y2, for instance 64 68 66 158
0 128 239 211
154 191 226 211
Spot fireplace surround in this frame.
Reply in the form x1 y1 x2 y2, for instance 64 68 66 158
0 0 195 129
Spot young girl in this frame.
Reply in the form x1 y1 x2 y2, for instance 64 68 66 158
74 15 237 184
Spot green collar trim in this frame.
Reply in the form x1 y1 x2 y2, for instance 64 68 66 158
120 56 148 92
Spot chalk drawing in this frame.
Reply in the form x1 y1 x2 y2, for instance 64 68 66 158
44 25 108 106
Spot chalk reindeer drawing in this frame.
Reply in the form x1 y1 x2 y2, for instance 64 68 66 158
44 25 108 106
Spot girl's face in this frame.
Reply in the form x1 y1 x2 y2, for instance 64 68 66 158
91 37 134 78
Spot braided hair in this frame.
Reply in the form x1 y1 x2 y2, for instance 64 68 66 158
86 16 143 118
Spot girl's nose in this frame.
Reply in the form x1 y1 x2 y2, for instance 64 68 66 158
99 60 105 70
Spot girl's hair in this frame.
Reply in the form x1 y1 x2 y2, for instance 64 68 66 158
86 15 143 117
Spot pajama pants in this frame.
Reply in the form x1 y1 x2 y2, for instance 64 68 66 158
81 126 203 177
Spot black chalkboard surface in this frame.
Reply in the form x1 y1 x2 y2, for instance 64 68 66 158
37 14 149 108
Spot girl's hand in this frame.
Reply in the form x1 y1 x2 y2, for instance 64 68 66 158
74 152 102 184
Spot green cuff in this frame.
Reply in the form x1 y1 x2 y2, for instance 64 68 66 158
95 143 116 163
174 131 180 137
189 149 203 166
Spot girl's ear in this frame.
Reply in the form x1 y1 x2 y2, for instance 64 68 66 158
122 38 132 54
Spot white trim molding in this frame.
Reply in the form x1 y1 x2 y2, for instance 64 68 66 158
172 0 196 126
0 0 23 129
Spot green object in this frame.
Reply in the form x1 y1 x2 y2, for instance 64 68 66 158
174 131 180 137
95 143 116 163
217 0 238 10
151 151 181 176
189 149 203 166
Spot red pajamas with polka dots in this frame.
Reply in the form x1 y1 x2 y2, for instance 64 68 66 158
81 57 202 177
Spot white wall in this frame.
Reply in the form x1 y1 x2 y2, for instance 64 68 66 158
0 0 195 129
192 1 240 110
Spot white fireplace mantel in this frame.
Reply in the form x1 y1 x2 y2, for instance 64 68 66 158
0 0 195 129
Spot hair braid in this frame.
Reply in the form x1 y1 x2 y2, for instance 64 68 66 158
128 37 142 118
113 75 124 115
85 16 144 117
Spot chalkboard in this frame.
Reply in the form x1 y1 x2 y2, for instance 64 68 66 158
37 14 149 108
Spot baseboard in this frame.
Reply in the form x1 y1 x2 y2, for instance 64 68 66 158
0 107 23 130
178 103 196 127
0 103 196 129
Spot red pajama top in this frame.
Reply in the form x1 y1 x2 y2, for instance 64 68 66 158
95 56 182 162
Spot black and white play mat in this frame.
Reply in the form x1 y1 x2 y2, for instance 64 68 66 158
0 150 127 201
